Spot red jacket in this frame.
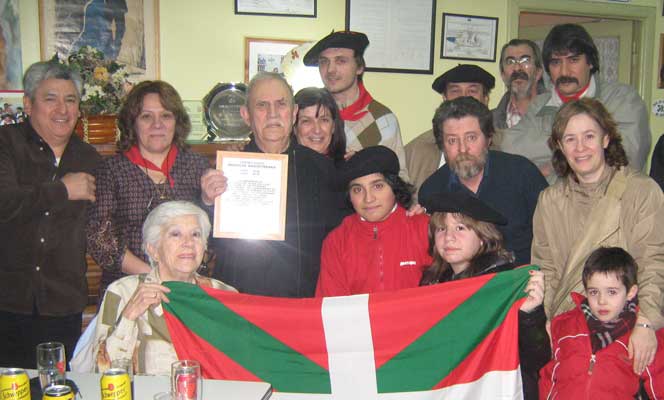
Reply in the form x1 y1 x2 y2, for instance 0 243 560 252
540 292 664 400
316 206 431 297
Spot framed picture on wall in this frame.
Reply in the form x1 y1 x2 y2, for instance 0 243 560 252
345 0 436 74
441 13 498 62
38 0 160 81
0 90 25 125
0 0 23 90
235 0 316 18
659 34 664 89
244 38 305 82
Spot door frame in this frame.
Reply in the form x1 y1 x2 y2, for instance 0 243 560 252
506 0 656 106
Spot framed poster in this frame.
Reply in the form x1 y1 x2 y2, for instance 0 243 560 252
235 0 316 18
213 151 288 241
345 0 436 74
441 13 498 62
245 37 305 82
0 90 24 125
39 0 160 81
0 0 22 90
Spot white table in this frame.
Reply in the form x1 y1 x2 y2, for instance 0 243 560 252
25 370 272 399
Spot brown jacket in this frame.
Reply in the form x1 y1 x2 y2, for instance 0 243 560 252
532 166 664 328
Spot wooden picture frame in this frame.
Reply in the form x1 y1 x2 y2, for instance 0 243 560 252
345 0 436 74
659 34 664 89
38 0 160 81
235 0 316 18
244 38 305 83
441 13 498 62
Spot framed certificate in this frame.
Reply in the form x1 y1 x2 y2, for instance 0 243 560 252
213 151 288 241
441 13 499 62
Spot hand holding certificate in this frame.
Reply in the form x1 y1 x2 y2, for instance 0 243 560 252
213 151 288 240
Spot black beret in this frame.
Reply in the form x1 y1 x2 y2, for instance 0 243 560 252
338 146 399 188
304 30 369 66
420 191 507 225
431 64 496 94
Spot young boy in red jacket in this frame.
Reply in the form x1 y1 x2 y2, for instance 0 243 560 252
539 247 664 399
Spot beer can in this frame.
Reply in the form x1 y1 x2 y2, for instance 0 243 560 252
42 385 73 399
100 368 131 400
0 368 31 400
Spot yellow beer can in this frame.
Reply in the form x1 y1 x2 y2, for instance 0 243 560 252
100 368 131 400
0 368 31 400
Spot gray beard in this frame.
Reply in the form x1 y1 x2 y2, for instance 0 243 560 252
449 150 488 180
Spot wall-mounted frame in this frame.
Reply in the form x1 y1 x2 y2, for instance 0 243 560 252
0 90 25 124
244 38 305 82
345 0 436 74
659 34 664 89
39 0 160 81
0 0 23 90
441 13 498 62
235 0 316 18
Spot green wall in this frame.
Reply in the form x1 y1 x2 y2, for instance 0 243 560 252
17 0 664 154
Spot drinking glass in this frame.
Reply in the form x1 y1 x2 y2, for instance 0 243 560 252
36 342 66 390
170 360 202 400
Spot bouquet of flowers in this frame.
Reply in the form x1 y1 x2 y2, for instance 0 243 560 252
53 46 130 115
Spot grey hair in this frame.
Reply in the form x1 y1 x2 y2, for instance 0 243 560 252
245 71 294 108
23 61 83 101
141 201 211 267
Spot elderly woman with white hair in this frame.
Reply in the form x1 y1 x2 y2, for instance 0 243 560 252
91 201 236 375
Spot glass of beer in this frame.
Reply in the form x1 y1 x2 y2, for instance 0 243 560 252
36 341 66 390
170 360 202 400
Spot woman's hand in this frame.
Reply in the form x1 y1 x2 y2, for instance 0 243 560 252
121 283 171 321
629 319 657 374
520 270 545 313
201 169 228 206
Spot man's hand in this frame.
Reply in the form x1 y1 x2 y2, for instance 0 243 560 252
201 169 228 206
61 172 96 201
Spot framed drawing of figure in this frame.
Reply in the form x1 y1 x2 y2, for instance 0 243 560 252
0 0 23 90
39 0 159 80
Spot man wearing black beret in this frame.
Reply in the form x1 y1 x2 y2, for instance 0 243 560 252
315 146 431 297
405 64 495 194
304 31 409 181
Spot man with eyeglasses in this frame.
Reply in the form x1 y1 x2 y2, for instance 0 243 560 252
500 24 651 181
419 96 547 270
494 39 546 131
405 64 495 194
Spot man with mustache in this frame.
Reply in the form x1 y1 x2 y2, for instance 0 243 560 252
304 31 409 180
405 64 496 194
500 24 651 182
419 96 547 267
493 39 546 130
206 72 345 297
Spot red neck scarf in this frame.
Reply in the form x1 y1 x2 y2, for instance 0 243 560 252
124 144 178 188
339 82 374 121
555 80 591 103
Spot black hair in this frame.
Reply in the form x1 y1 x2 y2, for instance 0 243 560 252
542 24 600 76
582 247 637 291
345 172 414 210
432 96 494 150
294 87 346 163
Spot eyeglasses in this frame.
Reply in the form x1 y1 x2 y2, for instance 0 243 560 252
504 56 533 67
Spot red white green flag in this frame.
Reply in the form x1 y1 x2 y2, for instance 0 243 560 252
163 266 535 399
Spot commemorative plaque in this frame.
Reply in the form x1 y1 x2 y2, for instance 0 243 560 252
203 83 251 141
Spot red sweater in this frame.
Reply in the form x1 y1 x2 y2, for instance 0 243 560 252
540 292 664 400
316 206 431 297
